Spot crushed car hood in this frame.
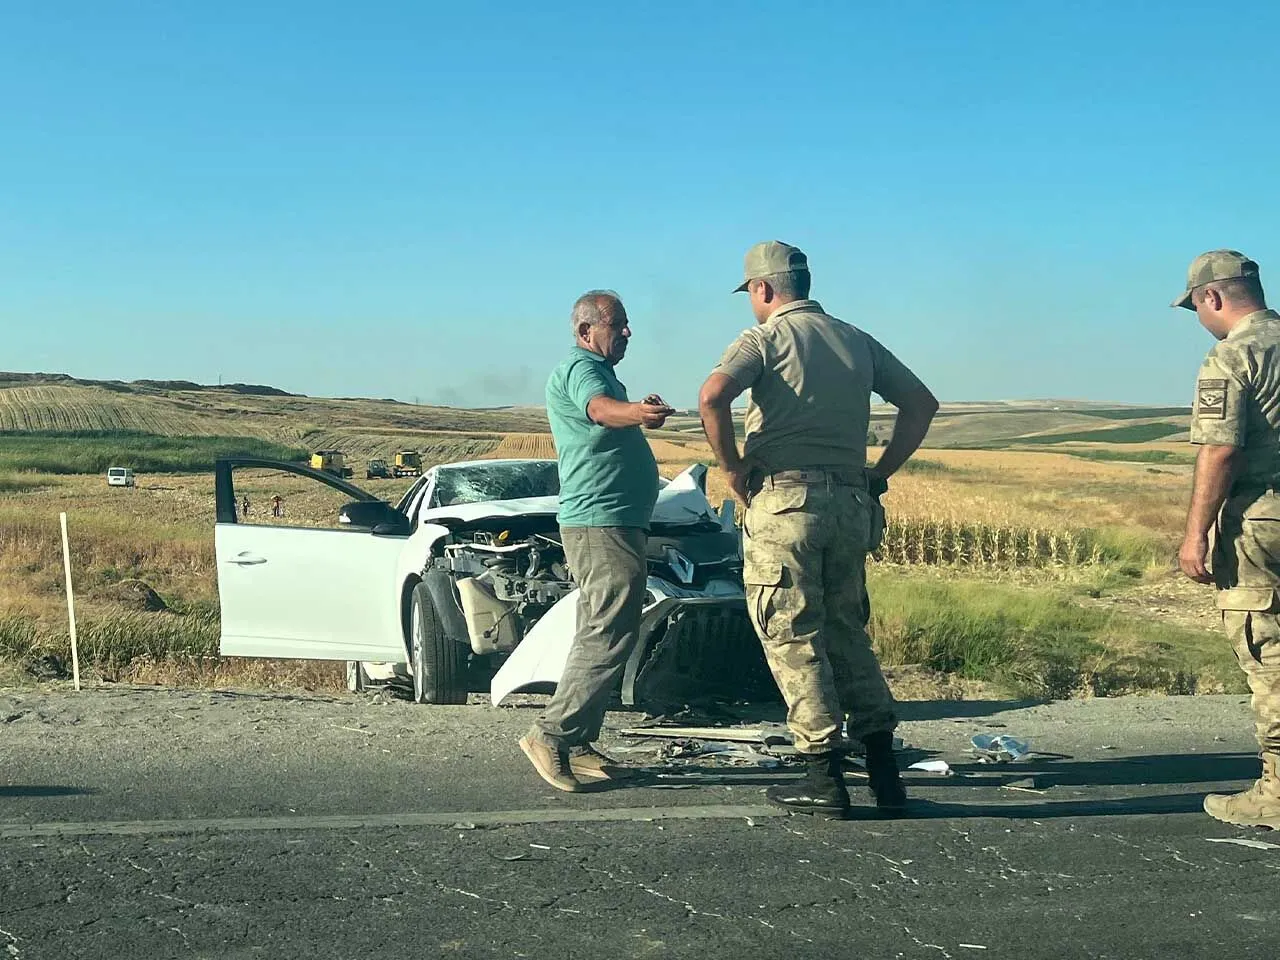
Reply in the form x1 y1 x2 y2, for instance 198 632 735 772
420 464 721 527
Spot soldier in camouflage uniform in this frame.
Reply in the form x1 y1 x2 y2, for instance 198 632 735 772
699 241 939 818
1174 250 1280 829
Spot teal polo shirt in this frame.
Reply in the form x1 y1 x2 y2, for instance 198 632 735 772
546 346 659 528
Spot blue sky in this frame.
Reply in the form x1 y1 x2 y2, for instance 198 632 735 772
3 1 1278 407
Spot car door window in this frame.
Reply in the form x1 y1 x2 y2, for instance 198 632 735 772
229 467 371 530
399 475 433 526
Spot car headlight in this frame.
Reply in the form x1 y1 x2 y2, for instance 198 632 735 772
663 546 695 585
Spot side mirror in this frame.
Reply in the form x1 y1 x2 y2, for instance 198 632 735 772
339 501 411 536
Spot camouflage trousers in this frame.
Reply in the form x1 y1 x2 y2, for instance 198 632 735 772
1215 493 1280 754
742 478 897 755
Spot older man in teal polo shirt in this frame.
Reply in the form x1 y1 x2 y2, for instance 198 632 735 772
519 289 675 792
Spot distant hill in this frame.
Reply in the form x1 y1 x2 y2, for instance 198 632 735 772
0 372 1192 463
0 372 552 461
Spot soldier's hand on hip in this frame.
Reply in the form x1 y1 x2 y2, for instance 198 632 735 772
1178 532 1213 584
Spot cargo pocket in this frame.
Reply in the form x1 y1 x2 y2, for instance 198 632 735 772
1217 586 1278 666
743 556 785 640
752 485 809 515
1216 587 1278 612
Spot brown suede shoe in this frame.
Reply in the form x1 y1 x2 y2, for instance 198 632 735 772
519 735 584 793
569 744 632 782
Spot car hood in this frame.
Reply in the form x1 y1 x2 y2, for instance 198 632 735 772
420 463 721 528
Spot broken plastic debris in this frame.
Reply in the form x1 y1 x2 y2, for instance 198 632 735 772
1205 837 1280 850
907 759 952 775
1001 776 1047 794
620 724 792 745
971 734 1032 762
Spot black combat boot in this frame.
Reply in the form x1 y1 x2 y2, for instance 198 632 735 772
766 752 850 818
862 731 908 814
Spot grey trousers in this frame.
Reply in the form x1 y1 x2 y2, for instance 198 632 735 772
533 526 648 750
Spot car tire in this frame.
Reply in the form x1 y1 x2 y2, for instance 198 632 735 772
410 582 468 705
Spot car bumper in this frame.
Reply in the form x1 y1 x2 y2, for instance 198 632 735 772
489 577 778 709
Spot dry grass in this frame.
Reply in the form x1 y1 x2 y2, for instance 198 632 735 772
0 435 1206 697
483 433 559 459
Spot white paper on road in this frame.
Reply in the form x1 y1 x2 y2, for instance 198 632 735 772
908 759 952 775
1205 837 1280 850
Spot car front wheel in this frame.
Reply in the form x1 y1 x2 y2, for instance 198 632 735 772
410 582 468 705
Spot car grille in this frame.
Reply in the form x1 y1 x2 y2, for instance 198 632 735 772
624 605 780 710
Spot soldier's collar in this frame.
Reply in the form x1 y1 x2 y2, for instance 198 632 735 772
765 299 822 323
1227 309 1280 340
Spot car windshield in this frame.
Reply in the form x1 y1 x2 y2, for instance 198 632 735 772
430 462 560 507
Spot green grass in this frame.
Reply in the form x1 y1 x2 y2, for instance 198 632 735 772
0 473 50 494
1011 422 1185 445
1059 448 1195 466
1072 407 1191 420
0 431 310 474
0 609 220 677
867 572 1241 698
895 457 954 475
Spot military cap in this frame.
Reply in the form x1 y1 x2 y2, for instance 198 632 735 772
1172 250 1260 310
734 241 809 293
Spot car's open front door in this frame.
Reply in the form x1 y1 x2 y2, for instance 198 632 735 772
214 458 411 662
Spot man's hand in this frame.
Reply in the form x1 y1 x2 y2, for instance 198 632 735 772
1179 443 1239 586
725 467 751 505
1179 532 1213 584
639 402 673 429
586 395 674 429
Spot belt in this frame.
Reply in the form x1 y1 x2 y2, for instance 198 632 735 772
748 467 867 494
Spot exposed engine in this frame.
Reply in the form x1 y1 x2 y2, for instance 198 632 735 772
433 524 574 655
430 513 745 664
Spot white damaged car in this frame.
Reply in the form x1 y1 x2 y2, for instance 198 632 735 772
213 457 776 709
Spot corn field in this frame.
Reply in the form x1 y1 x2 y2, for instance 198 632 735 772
873 517 1103 567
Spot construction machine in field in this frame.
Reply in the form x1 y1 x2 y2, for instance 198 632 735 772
310 450 353 478
393 450 423 477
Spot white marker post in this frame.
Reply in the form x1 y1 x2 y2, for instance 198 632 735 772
58 512 82 691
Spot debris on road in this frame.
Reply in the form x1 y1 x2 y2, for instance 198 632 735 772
1002 775 1048 795
618 724 792 745
971 734 1032 762
1205 837 1280 850
907 759 952 775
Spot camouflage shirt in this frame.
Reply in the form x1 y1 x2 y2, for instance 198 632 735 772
1191 309 1280 488
714 300 926 473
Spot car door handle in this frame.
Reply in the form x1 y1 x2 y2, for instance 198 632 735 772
228 553 267 566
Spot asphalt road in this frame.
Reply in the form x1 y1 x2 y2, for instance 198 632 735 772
1 687 1278 959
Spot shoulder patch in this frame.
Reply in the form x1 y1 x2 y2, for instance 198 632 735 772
1196 379 1228 420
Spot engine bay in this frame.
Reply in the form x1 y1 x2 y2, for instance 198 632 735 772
428 516 743 657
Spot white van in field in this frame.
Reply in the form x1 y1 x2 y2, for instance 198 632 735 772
106 467 135 488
